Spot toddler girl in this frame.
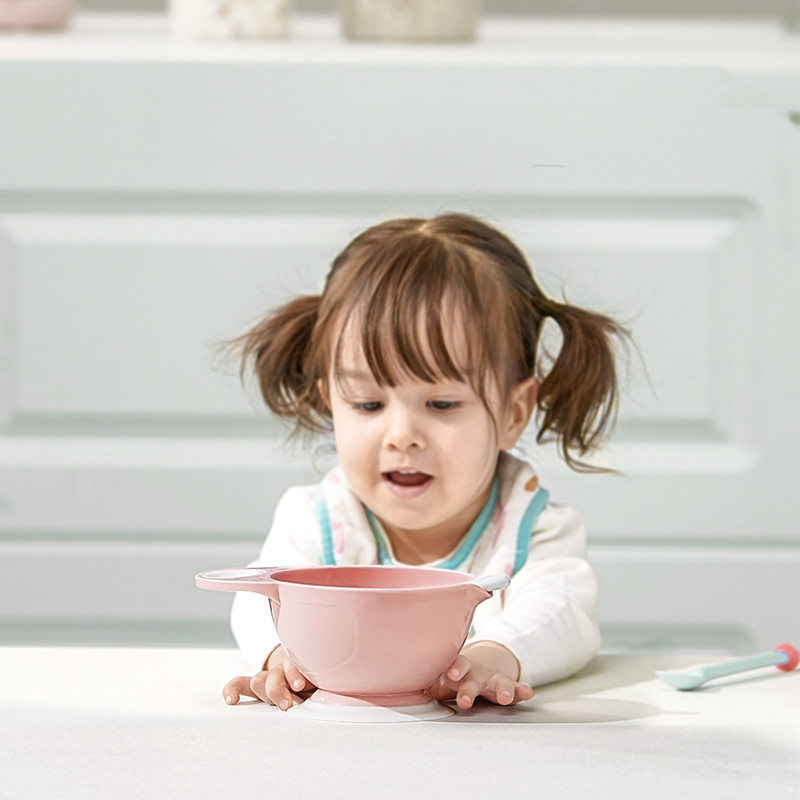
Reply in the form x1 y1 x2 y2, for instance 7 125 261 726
222 213 627 712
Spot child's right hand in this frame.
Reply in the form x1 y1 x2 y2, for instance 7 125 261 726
222 646 316 711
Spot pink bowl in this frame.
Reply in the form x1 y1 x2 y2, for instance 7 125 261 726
197 565 507 700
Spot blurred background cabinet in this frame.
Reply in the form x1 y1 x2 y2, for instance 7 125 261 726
0 14 797 654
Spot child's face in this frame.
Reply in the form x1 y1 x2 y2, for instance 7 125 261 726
326 323 536 561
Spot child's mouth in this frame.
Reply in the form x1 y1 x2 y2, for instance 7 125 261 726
385 470 431 487
383 470 433 496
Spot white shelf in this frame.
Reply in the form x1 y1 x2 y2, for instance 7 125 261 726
0 12 797 70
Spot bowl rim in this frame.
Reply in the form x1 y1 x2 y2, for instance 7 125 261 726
270 564 477 592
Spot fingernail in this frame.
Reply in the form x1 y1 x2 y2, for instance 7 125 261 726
225 694 233 705
279 698 291 711
450 669 461 679
292 678 303 690
499 691 512 703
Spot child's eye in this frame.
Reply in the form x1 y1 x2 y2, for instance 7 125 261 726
428 400 460 412
354 401 383 412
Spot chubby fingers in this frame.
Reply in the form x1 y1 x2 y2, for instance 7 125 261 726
443 655 498 708
455 674 534 709
266 658 315 711
280 659 305 691
280 658 315 702
445 654 472 684
222 661 315 711
223 674 263 706
427 654 472 702
481 674 534 707
264 665 293 710
434 654 535 709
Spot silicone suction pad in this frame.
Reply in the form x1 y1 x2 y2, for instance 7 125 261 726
775 643 799 672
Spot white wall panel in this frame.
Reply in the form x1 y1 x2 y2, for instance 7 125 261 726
5 214 352 419
590 544 800 654
513 212 754 427
0 456 318 533
0 16 796 651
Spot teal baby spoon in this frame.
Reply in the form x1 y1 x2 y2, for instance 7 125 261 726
655 643 799 690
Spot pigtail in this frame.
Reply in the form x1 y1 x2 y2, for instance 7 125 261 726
231 294 328 435
533 296 628 472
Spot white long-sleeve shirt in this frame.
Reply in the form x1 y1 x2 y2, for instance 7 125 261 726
231 452 600 687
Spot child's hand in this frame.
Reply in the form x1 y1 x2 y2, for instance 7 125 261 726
427 641 535 710
222 646 316 711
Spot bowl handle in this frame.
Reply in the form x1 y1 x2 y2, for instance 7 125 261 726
196 567 283 600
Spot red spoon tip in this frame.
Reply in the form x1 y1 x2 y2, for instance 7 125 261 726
775 643 799 672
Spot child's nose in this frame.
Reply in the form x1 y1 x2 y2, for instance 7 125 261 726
383 407 425 451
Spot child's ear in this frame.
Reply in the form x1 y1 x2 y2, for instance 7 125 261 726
499 377 538 450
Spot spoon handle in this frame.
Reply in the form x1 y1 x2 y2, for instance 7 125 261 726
700 643 798 682
472 574 511 593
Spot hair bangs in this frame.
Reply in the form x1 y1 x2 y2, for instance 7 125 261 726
330 232 495 397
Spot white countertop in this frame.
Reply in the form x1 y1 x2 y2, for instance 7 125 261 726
0 13 797 71
1 647 797 799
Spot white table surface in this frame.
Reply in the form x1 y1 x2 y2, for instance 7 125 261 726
1 647 797 799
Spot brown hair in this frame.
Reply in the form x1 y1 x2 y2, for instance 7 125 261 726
231 214 629 471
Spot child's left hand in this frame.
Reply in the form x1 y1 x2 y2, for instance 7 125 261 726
426 641 535 710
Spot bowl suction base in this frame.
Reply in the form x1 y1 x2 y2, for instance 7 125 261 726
288 689 455 723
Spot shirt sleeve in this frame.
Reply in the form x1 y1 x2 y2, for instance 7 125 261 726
229 486 322 673
468 503 601 687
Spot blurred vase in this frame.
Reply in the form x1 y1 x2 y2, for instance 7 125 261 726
0 0 74 29
340 0 480 42
170 0 290 39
